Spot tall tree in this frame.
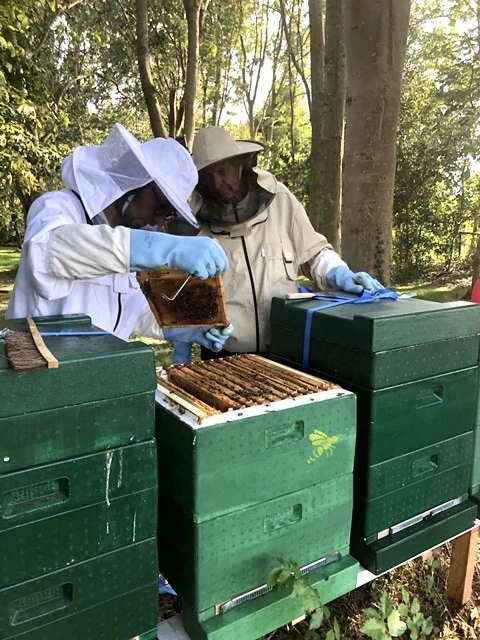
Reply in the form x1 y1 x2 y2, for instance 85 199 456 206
307 0 325 235
183 0 210 149
135 0 169 137
342 0 411 284
308 0 345 249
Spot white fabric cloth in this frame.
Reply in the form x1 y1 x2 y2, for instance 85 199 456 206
6 189 164 341
191 168 346 353
6 123 198 340
62 123 198 226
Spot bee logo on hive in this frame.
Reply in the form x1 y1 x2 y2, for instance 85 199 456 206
307 430 342 463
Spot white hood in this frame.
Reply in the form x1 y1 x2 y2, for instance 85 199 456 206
61 123 199 227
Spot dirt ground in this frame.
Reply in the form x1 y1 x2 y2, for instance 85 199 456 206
158 541 480 639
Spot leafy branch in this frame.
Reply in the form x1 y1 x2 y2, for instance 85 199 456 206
268 558 341 640
361 588 434 640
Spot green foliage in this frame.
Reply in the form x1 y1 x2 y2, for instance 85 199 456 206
361 589 433 640
393 0 480 280
1 0 478 285
0 247 20 320
268 558 341 640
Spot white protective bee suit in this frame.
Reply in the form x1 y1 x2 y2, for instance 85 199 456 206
191 127 348 354
7 124 204 340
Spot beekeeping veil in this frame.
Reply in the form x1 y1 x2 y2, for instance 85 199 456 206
61 123 199 228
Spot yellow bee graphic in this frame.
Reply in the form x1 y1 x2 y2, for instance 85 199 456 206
307 430 342 463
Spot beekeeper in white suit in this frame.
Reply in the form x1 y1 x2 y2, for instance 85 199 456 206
7 123 233 354
188 126 383 358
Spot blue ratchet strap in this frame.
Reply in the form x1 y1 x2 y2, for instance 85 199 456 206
301 287 399 371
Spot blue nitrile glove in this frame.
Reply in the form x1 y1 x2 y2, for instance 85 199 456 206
171 341 193 364
165 324 234 364
326 266 384 295
129 230 229 279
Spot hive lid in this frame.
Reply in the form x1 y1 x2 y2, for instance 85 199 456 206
137 269 228 328
0 314 156 419
155 354 350 427
271 296 480 351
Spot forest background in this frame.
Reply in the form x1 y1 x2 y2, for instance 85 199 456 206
1 0 480 289
2 2 480 638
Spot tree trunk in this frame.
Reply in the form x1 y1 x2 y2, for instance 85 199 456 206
183 0 206 150
308 0 325 232
342 0 411 284
467 0 480 295
309 0 345 250
135 0 168 138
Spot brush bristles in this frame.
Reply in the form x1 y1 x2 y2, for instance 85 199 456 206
5 331 47 372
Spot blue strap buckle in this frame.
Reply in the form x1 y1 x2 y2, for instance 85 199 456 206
300 288 398 371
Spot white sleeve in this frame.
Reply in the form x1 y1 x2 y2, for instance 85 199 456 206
48 225 130 279
309 248 348 290
132 304 166 340
23 190 130 301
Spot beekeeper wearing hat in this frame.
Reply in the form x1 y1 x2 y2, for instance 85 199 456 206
7 123 232 353
188 125 383 357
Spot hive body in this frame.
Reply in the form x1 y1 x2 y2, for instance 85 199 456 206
155 356 359 639
269 297 480 573
0 314 159 640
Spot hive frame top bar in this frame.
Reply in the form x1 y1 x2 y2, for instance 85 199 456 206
155 382 353 429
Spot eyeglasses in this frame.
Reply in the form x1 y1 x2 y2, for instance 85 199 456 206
151 184 177 218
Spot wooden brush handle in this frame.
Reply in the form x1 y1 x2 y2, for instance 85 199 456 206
26 317 59 369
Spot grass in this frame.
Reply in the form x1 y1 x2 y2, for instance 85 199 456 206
0 248 19 320
0 246 21 271
396 281 470 303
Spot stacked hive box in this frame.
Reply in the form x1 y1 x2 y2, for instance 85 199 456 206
0 314 159 640
269 297 480 574
155 355 359 640
470 378 480 510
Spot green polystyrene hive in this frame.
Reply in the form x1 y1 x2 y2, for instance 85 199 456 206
0 539 158 640
0 315 156 472
269 297 480 388
0 441 158 587
155 388 356 521
158 474 354 614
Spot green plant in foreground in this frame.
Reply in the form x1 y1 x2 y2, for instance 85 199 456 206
361 588 433 640
267 558 341 640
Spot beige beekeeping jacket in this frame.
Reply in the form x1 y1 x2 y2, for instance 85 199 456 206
191 168 345 353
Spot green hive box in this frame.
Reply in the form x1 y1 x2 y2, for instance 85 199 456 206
181 555 359 640
6 586 157 640
0 538 158 640
269 297 480 572
155 386 356 521
360 432 473 537
469 375 480 508
0 315 156 472
0 440 158 588
352 499 477 575
336 367 478 465
158 474 353 615
269 297 480 389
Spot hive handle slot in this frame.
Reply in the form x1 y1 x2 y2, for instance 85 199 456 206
415 386 444 409
412 454 439 477
9 583 73 625
264 421 304 448
263 503 303 533
3 478 70 518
